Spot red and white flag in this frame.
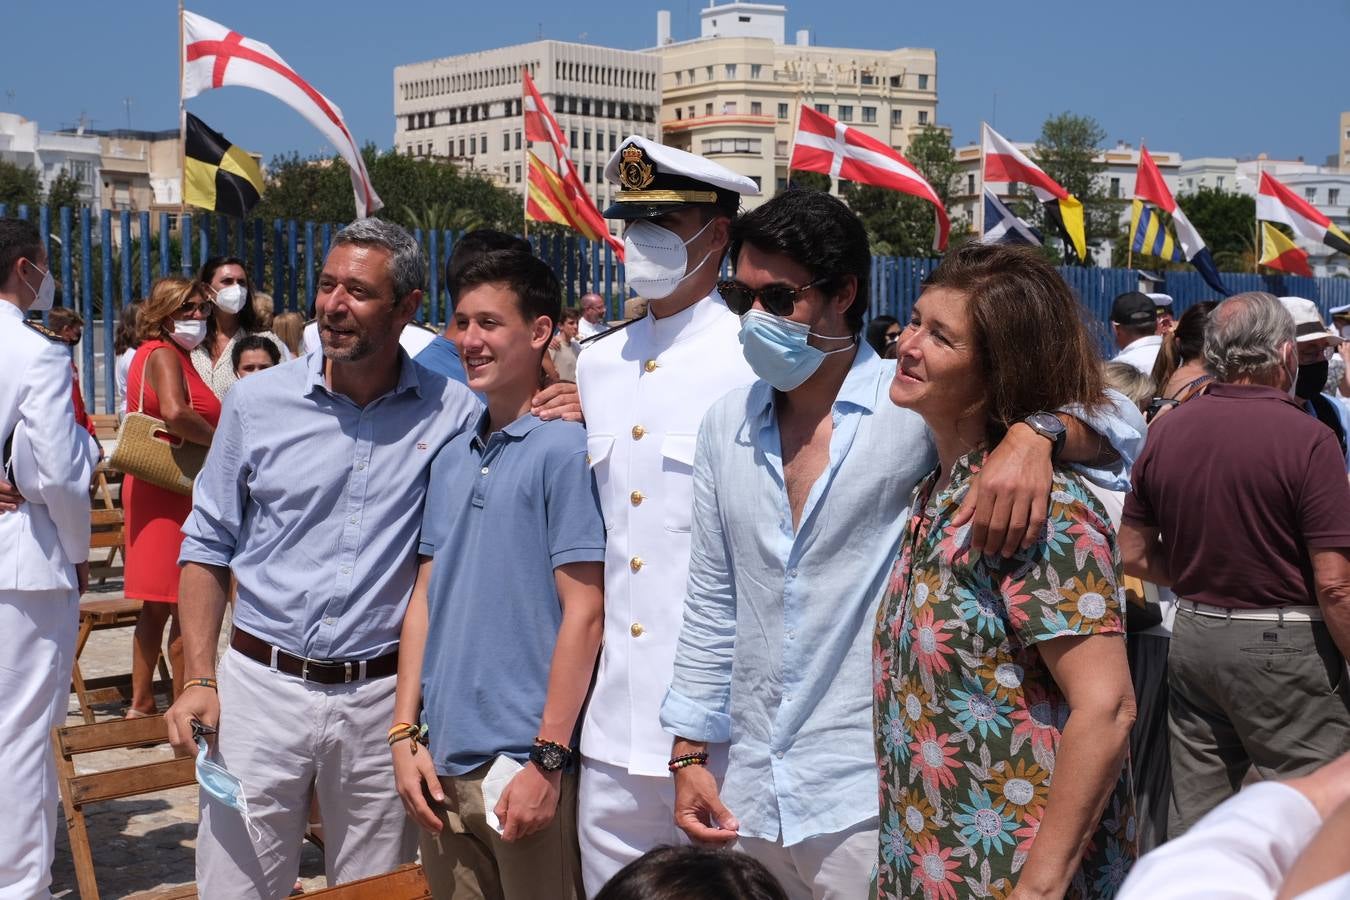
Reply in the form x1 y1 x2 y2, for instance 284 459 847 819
1257 171 1350 256
981 123 1086 262
182 10 382 217
790 106 949 250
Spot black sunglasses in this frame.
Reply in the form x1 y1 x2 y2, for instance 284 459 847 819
718 277 829 317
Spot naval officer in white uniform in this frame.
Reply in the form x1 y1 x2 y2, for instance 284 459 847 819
574 137 760 893
0 217 99 897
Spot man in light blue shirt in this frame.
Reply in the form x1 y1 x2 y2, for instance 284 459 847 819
166 218 482 897
659 192 1143 897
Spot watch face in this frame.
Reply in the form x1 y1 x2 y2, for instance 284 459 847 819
534 743 567 771
1029 412 1065 435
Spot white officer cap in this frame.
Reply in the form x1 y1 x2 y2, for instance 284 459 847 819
1145 292 1174 308
602 135 759 220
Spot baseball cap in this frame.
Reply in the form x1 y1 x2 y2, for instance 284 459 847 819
1111 292 1158 327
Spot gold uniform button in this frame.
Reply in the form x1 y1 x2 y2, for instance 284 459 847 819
644 359 658 373
630 622 645 638
631 425 646 440
630 490 645 506
629 556 644 573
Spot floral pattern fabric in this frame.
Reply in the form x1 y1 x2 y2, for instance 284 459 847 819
873 449 1137 899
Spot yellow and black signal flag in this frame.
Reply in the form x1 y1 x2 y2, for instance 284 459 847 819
184 113 264 218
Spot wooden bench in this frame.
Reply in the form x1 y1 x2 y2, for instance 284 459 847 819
52 715 196 900
122 864 431 899
71 596 170 724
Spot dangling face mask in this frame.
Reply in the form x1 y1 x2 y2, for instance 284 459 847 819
21 259 55 312
195 737 263 841
738 309 854 392
624 218 717 301
170 318 208 351
212 283 248 315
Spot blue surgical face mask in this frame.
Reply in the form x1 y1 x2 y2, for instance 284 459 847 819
196 737 262 841
738 309 853 391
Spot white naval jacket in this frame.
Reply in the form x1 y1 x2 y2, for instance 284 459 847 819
0 301 98 591
576 289 756 776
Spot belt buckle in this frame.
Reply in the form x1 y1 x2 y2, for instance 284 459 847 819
344 661 353 684
301 656 311 682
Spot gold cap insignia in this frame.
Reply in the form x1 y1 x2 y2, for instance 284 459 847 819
618 145 655 191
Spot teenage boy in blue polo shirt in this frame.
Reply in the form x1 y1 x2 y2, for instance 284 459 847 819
390 249 605 899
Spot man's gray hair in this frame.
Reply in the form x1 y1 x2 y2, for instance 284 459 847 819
1203 291 1295 381
332 217 425 299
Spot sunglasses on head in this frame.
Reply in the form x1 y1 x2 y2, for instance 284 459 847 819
718 277 829 317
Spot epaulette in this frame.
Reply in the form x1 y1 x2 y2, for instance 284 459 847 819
409 320 439 334
579 317 643 347
23 319 68 342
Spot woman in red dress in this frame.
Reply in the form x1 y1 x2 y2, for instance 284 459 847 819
124 276 221 716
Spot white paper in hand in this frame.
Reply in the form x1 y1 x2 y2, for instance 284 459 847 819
482 754 525 835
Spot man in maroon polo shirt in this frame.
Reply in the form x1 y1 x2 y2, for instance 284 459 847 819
1120 291 1350 838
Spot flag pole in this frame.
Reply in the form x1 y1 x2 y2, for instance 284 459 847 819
1253 158 1262 273
177 0 187 223
786 77 803 190
978 122 986 237
1127 137 1142 272
521 67 530 240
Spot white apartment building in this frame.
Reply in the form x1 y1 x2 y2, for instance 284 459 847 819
0 112 101 208
651 2 939 207
393 41 661 220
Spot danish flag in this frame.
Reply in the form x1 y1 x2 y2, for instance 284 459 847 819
790 106 950 250
182 10 382 217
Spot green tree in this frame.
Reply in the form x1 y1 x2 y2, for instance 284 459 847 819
1032 112 1121 263
1176 187 1257 271
249 145 522 233
842 126 963 256
43 170 85 211
786 170 832 193
0 159 42 210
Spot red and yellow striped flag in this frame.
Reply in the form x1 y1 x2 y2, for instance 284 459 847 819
527 150 606 243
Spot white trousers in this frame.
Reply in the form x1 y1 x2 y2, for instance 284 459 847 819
196 649 416 899
577 756 686 897
0 588 78 900
736 819 879 900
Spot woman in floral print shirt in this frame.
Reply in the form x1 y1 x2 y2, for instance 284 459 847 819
874 243 1138 899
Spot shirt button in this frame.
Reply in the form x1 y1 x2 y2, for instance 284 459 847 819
787 568 798 579
630 556 644 573
480 466 490 475
630 622 644 637
324 617 336 625
631 425 646 440
356 461 366 471
644 359 658 373
349 516 358 525
341 566 351 575
630 490 645 506
776 751 785 760
786 629 795 640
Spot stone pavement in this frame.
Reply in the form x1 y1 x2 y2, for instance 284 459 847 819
50 581 327 898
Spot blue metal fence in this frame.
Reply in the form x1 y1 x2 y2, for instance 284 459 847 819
7 203 1350 413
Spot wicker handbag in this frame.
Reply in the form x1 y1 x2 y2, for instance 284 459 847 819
107 352 207 495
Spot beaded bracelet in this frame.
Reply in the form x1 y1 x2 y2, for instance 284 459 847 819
183 677 218 691
668 752 709 772
388 723 429 756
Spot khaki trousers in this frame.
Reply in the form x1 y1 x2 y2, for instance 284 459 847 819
1167 606 1350 836
420 761 583 900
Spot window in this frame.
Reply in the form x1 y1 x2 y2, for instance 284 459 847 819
738 14 751 21
751 101 762 116
584 165 592 183
406 114 415 130
889 75 902 88
776 139 788 157
967 174 975 194
700 138 762 155
838 105 853 122
515 164 522 183
554 95 564 114
582 99 591 116
722 102 737 114
751 64 762 79
675 71 682 85
917 110 928 125
515 131 522 150
776 176 789 193
416 112 425 128
416 143 423 156
918 74 929 89
675 108 682 120
814 103 829 115
749 176 762 191
1331 188 1341 206
503 132 511 151
891 109 903 125
705 103 713 116
778 102 789 119
583 131 591 150
1216 176 1225 188
570 129 578 146
468 136 476 154
726 64 737 78
1186 177 1194 190
1306 187 1318 202
706 66 714 80
862 106 876 123
610 132 617 152
1110 177 1121 199
688 106 696 119
861 73 875 85
458 139 465 156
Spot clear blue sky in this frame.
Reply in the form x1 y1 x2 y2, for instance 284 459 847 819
5 0 1346 165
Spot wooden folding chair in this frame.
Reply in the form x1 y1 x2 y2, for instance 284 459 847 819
69 596 171 724
51 715 196 900
303 865 431 898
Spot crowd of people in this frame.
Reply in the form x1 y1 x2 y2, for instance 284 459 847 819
2 131 1350 900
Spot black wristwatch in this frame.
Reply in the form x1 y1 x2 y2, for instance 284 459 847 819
530 738 574 772
1022 412 1067 461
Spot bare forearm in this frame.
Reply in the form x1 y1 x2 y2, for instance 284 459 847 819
1319 590 1350 660
393 562 432 725
536 607 603 745
1054 415 1114 466
1017 705 1133 895
177 562 230 677
163 407 216 445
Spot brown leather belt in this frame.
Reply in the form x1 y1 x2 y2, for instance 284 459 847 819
230 628 398 685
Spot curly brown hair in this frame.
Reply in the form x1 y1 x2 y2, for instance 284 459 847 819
921 243 1107 445
134 276 206 344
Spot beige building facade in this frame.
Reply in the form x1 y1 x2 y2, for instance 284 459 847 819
393 40 662 220
95 129 184 214
651 2 938 207
1340 110 1349 171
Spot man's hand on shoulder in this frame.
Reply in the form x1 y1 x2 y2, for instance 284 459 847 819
954 423 1054 558
531 382 583 423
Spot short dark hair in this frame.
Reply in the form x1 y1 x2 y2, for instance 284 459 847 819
0 218 42 287
199 255 264 334
560 307 582 324
231 334 281 372
922 242 1106 444
594 846 788 900
865 314 899 356
47 306 84 333
729 191 872 333
452 249 561 332
446 229 531 309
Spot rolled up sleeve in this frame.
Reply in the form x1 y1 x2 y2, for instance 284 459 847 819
1061 388 1146 492
660 415 736 744
179 390 248 568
